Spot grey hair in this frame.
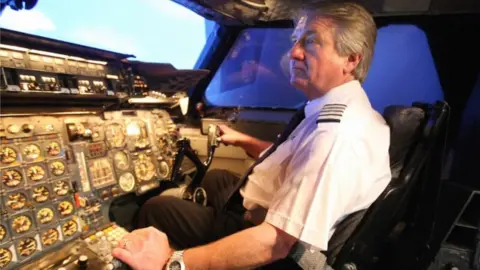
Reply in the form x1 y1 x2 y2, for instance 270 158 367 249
294 2 377 82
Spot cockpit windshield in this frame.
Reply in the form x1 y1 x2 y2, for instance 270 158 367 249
205 28 307 109
0 0 211 69
205 25 444 112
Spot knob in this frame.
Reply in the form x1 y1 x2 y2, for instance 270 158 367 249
22 124 33 133
78 255 88 269
341 263 357 270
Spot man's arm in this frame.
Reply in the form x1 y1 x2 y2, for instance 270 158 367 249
217 124 272 159
183 222 297 270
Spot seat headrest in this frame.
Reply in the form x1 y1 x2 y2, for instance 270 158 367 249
383 106 426 178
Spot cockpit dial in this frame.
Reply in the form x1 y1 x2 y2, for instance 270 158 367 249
22 144 41 161
2 169 23 188
118 172 135 192
50 161 66 176
0 147 18 164
53 180 69 196
127 120 150 148
0 248 12 268
46 141 62 156
57 201 74 217
17 237 37 257
32 186 50 203
37 208 54 224
41 229 59 247
27 165 46 182
12 215 32 234
62 219 77 237
158 161 170 179
113 151 129 171
0 225 6 241
133 154 155 182
6 192 27 211
105 123 126 148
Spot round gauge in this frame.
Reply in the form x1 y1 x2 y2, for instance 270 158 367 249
12 215 32 234
57 201 74 217
0 225 6 241
62 220 77 237
0 147 18 164
134 154 155 182
127 120 150 148
105 123 126 148
158 161 170 179
36 208 54 224
41 229 59 246
27 165 46 182
22 144 41 161
118 172 135 192
53 180 69 196
32 186 50 203
50 161 65 176
17 237 37 257
2 169 22 188
0 248 12 268
113 151 129 171
6 192 27 211
46 141 61 156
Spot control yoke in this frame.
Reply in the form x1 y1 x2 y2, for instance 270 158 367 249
167 125 220 205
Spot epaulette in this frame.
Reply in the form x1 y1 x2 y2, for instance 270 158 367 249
316 103 347 124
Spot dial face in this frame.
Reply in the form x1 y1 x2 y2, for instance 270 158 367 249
22 144 41 161
0 248 12 268
32 186 50 203
0 225 6 241
17 237 37 257
0 147 18 164
12 215 32 234
134 154 155 182
127 120 150 148
50 161 65 176
27 165 46 182
2 169 22 188
6 192 27 211
113 151 129 171
158 161 170 179
53 180 69 196
37 208 54 224
105 123 126 148
46 141 61 156
118 172 135 192
62 220 77 237
57 201 74 217
41 228 59 246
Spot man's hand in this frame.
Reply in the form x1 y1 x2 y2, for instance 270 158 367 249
217 124 249 147
112 227 174 270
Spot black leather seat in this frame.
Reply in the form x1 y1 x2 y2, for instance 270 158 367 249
324 101 450 270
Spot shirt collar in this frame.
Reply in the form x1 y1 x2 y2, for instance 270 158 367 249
304 80 362 118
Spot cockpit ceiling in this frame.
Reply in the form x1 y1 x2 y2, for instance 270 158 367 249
171 0 480 25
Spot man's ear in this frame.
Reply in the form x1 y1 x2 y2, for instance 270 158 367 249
344 54 362 75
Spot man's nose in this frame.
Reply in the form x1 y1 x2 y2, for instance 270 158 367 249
288 43 304 61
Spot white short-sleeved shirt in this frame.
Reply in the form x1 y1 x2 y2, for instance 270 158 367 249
240 80 391 251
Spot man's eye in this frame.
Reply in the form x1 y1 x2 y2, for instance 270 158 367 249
305 38 315 44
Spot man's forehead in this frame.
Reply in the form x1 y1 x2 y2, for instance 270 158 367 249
292 15 331 38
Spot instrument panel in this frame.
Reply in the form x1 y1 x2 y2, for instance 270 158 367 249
0 109 178 269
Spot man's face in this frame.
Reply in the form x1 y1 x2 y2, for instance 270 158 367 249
289 16 351 98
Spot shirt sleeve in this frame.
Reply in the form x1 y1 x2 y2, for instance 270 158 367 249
265 123 365 251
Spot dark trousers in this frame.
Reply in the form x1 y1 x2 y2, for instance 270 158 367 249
136 169 250 249
136 169 301 269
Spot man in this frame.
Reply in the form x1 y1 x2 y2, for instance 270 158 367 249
112 2 391 269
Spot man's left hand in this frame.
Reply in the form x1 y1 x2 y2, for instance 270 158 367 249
112 227 174 270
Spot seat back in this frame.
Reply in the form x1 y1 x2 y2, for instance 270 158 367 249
328 101 450 269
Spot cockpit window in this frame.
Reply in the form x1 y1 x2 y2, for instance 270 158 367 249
0 0 211 69
205 28 307 109
205 25 444 112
